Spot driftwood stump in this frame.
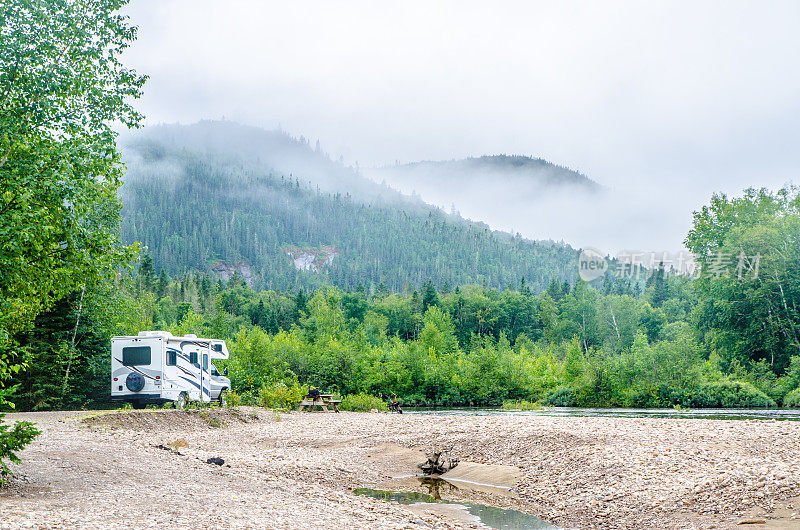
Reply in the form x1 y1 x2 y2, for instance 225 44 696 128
417 450 459 475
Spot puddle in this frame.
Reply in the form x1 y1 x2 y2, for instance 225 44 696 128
355 479 558 529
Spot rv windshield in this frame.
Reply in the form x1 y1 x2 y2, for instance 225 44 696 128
211 364 220 376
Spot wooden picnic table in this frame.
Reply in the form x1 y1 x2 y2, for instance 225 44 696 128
297 393 341 412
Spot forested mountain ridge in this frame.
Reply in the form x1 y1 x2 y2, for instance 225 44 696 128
363 153 605 246
121 120 401 202
369 155 601 192
119 122 578 292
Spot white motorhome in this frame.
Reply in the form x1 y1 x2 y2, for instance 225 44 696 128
111 331 231 408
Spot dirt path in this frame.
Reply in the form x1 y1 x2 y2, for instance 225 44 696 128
1 409 799 529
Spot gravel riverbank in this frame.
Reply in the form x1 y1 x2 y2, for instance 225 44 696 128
1 409 799 529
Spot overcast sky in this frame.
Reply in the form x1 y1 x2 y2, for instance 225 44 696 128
122 0 800 251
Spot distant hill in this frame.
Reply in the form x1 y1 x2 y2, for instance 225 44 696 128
121 120 402 202
369 155 600 194
118 122 578 292
364 154 605 247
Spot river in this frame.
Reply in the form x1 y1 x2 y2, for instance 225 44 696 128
406 406 800 420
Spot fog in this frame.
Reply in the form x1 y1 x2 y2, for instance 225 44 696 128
118 121 404 202
121 0 800 253
364 161 657 251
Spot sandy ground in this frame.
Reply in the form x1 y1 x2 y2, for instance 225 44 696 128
1 408 799 529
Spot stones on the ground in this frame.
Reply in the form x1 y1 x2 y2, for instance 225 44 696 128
206 457 225 465
6 408 800 529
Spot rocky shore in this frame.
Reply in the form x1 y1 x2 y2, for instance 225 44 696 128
1 409 799 529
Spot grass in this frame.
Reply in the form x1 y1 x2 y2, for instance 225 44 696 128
168 439 189 452
197 410 223 428
340 393 388 412
501 399 542 411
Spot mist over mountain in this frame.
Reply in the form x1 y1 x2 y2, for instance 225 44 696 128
118 121 578 292
364 155 615 249
369 155 600 194
120 120 404 203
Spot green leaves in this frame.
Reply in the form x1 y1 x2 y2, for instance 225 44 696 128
688 185 800 375
0 414 40 484
0 0 144 479
0 0 146 145
1 0 143 346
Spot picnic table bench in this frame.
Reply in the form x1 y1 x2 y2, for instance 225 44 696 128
297 393 341 412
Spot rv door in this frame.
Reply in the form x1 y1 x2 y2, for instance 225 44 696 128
200 348 212 403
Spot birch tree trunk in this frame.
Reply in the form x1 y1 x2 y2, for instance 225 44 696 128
62 285 85 399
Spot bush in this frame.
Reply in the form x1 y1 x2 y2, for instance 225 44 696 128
784 388 800 408
501 399 541 410
623 385 673 408
680 380 776 408
574 365 623 407
225 390 242 408
543 386 576 407
0 414 40 485
257 382 307 410
340 393 388 412
623 388 658 408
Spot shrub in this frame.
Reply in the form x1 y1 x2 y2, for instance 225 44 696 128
681 380 776 408
784 388 800 408
340 393 388 412
225 390 242 408
543 386 576 407
501 399 541 410
0 415 40 485
623 385 673 408
238 390 258 406
574 365 623 407
257 382 307 410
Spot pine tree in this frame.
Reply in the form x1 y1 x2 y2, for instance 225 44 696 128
650 263 669 308
157 270 169 299
294 289 308 321
422 280 439 313
139 255 155 292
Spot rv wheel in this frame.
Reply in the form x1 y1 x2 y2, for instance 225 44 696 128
176 392 189 409
218 388 228 407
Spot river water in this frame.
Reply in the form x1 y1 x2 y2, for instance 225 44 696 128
406 406 800 421
355 484 557 529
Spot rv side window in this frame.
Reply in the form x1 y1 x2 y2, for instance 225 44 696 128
189 352 198 365
166 351 177 366
212 343 223 353
122 346 151 366
203 354 209 371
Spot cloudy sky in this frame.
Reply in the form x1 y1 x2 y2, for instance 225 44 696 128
122 0 800 251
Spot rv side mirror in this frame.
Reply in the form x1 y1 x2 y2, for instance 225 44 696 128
223 367 228 376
